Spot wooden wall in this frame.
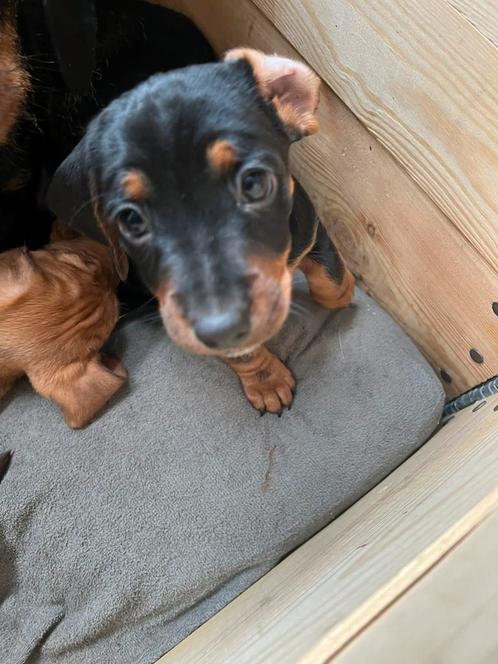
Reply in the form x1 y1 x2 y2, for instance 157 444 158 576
161 0 498 397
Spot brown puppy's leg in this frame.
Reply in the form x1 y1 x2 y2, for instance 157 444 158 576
29 353 128 429
0 370 22 400
226 346 295 415
299 222 355 310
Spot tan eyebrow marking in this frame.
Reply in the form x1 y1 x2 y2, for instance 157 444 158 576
121 169 149 201
207 139 237 173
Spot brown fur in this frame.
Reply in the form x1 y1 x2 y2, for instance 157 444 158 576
288 175 295 196
300 257 355 309
224 48 320 138
0 14 29 145
49 219 80 242
226 346 295 414
0 239 127 428
122 169 149 201
207 139 237 173
155 248 291 358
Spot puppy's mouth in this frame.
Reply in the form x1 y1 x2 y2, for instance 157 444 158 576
155 255 291 357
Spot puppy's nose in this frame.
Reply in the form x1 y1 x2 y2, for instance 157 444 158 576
194 310 250 349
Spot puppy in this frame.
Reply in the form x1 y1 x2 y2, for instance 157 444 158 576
0 238 127 428
48 49 355 415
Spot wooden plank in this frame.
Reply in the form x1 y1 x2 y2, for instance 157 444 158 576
159 395 498 663
251 0 498 273
337 509 498 663
448 0 498 47
160 0 498 396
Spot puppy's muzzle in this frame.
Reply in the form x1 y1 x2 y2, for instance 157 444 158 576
193 307 250 349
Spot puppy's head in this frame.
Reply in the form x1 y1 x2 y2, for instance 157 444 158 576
48 49 320 356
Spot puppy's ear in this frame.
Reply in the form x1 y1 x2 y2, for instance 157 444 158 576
47 141 129 282
224 48 320 141
43 0 97 94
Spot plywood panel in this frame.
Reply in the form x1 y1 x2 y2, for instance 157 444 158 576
338 509 498 664
159 396 498 663
448 0 498 46
252 0 498 273
161 0 498 396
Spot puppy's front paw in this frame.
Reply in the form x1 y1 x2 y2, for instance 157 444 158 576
240 356 296 415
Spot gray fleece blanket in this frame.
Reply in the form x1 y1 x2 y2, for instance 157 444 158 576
0 282 444 664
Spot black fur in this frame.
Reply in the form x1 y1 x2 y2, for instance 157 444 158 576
0 0 214 252
48 56 345 329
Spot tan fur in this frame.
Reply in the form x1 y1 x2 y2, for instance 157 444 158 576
288 175 295 196
155 248 291 358
226 346 295 413
207 139 237 173
0 15 29 145
224 48 320 138
122 169 149 201
0 239 127 428
49 219 80 242
300 257 355 309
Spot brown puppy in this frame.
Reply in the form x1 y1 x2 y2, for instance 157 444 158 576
0 238 127 428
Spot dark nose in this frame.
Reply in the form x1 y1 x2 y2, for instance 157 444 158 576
194 310 250 349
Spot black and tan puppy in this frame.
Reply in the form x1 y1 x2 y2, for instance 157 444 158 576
48 48 355 414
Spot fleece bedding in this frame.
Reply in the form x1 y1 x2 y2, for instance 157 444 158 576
0 279 444 663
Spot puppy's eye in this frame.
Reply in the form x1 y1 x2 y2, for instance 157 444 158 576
238 168 276 205
115 207 150 241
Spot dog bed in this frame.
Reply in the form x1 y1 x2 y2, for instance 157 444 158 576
0 279 444 664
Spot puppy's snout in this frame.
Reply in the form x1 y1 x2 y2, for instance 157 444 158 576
194 309 250 349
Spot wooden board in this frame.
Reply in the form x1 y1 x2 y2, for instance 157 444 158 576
159 394 498 663
338 508 498 663
448 0 498 47
251 0 498 272
160 0 498 397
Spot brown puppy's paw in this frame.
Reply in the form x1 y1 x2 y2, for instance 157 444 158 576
226 346 296 415
30 355 128 430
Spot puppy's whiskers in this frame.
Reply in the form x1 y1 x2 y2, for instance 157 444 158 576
69 193 106 227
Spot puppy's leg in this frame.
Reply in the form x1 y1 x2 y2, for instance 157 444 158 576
29 353 128 429
226 346 295 415
0 371 22 400
299 222 355 310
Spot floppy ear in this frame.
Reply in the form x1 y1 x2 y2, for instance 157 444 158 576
47 141 129 281
43 0 97 94
224 48 320 141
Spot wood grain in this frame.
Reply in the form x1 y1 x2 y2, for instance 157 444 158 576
159 395 498 663
448 0 498 46
160 0 498 395
251 0 498 272
338 508 498 663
